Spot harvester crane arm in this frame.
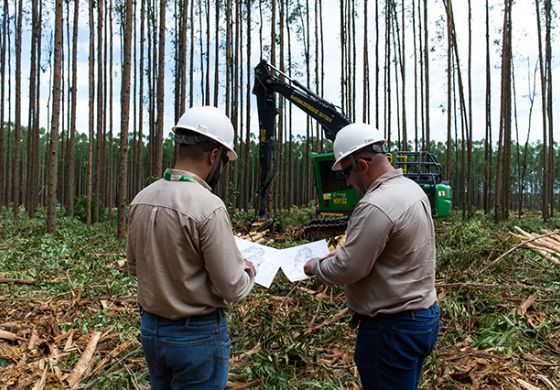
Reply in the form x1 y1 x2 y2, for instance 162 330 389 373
252 59 351 218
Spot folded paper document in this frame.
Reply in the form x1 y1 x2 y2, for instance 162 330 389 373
235 237 329 288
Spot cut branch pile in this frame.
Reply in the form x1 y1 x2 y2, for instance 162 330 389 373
511 227 560 265
0 297 142 389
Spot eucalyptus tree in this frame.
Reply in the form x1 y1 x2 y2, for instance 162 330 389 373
0 0 6 207
95 0 105 222
87 0 95 225
26 0 41 217
495 0 513 222
47 0 63 233
154 0 166 178
64 0 79 217
118 0 133 239
11 0 22 218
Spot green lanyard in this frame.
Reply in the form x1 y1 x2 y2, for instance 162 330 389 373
162 171 197 183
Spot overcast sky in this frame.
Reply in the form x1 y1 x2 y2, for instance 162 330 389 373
6 0 559 146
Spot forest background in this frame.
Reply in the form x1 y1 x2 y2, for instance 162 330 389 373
0 0 558 235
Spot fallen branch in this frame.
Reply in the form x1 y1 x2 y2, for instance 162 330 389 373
304 307 350 335
0 329 26 342
66 331 103 388
478 230 560 274
0 277 34 285
436 282 498 290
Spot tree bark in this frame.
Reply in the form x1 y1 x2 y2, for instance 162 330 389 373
118 0 133 239
47 0 64 233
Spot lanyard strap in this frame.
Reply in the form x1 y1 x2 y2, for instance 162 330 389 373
163 171 197 183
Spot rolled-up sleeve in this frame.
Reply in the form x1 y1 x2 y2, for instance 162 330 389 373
199 207 255 302
316 202 392 285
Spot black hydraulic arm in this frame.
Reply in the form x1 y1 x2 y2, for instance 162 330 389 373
252 59 351 218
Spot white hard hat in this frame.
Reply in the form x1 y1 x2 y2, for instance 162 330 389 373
332 123 385 170
173 105 238 161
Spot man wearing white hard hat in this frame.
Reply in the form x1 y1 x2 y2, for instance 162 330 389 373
304 123 439 390
127 106 256 389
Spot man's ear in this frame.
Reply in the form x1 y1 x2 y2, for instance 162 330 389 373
358 158 369 173
208 148 219 165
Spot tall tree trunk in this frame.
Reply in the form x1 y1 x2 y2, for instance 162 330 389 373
205 0 210 105
95 0 104 222
27 0 41 217
495 0 513 222
118 0 133 239
154 0 165 178
483 0 492 214
137 0 145 194
544 0 553 217
423 0 430 150
213 0 219 107
12 0 23 219
47 0 63 233
466 0 473 216
243 0 251 211
65 0 79 217
0 0 6 208
87 0 95 225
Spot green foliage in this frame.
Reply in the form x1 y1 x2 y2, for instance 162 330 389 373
473 310 540 354
277 202 317 229
72 194 111 223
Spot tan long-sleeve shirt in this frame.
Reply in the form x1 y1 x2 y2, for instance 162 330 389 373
314 169 437 317
127 168 254 320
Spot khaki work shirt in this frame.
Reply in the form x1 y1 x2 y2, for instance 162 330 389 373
127 168 254 320
315 169 437 317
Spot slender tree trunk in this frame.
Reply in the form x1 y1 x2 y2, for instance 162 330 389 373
243 0 251 211
12 0 23 219
423 0 430 150
118 0 133 239
154 0 165 178
27 0 40 217
65 0 79 217
137 0 145 194
0 0 6 208
213 0 219 107
47 0 63 233
495 0 513 222
95 0 104 222
466 0 473 216
87 0 95 225
544 0 553 217
483 0 492 214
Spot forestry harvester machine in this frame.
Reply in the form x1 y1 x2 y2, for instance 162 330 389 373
252 59 452 239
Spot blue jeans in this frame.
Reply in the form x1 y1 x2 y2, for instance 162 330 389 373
354 303 440 390
140 309 230 390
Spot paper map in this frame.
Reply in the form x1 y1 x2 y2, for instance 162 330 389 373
234 237 329 288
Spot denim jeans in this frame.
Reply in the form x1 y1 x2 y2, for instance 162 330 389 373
354 303 440 390
140 309 230 390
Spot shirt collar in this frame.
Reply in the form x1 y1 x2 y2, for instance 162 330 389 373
163 168 211 191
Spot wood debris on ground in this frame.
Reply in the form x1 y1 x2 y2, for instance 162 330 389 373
0 296 143 389
511 226 560 265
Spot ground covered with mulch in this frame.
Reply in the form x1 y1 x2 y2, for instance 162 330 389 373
1 211 559 389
